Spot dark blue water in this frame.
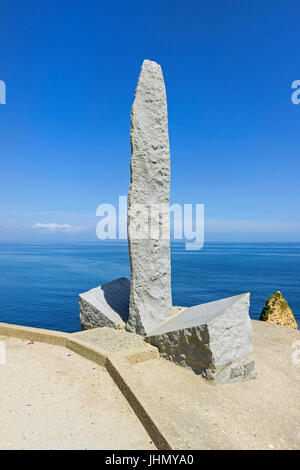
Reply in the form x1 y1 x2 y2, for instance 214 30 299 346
0 242 299 332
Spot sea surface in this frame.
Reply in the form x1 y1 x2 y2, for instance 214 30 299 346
0 242 299 332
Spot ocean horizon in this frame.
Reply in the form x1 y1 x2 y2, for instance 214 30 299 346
0 241 299 332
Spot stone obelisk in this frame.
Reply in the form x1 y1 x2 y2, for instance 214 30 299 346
126 59 172 336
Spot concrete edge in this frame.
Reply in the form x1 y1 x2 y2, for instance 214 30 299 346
106 354 173 450
0 322 110 367
0 321 174 450
65 337 108 367
0 322 68 346
121 345 159 364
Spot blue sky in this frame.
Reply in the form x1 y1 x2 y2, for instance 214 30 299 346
1 0 300 242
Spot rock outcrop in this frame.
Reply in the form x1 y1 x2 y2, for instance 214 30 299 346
126 59 172 336
259 291 298 329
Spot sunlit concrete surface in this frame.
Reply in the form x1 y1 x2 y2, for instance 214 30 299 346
0 335 155 450
134 321 300 450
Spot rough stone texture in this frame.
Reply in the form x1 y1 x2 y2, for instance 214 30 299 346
72 326 147 353
126 59 172 336
259 291 298 329
146 293 255 383
79 277 129 330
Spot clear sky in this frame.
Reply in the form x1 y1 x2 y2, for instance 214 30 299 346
1 0 300 242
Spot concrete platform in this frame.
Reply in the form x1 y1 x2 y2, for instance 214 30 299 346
0 335 155 450
72 326 146 353
134 321 300 449
0 320 299 450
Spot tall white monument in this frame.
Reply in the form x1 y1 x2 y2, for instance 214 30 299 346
126 59 173 336
79 59 255 383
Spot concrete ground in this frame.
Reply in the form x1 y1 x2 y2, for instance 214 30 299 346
133 320 300 450
72 326 147 353
0 335 155 450
0 320 299 450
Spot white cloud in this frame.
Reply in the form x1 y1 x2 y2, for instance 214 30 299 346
32 223 88 233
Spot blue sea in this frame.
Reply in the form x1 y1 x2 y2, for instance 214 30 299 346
0 242 299 332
